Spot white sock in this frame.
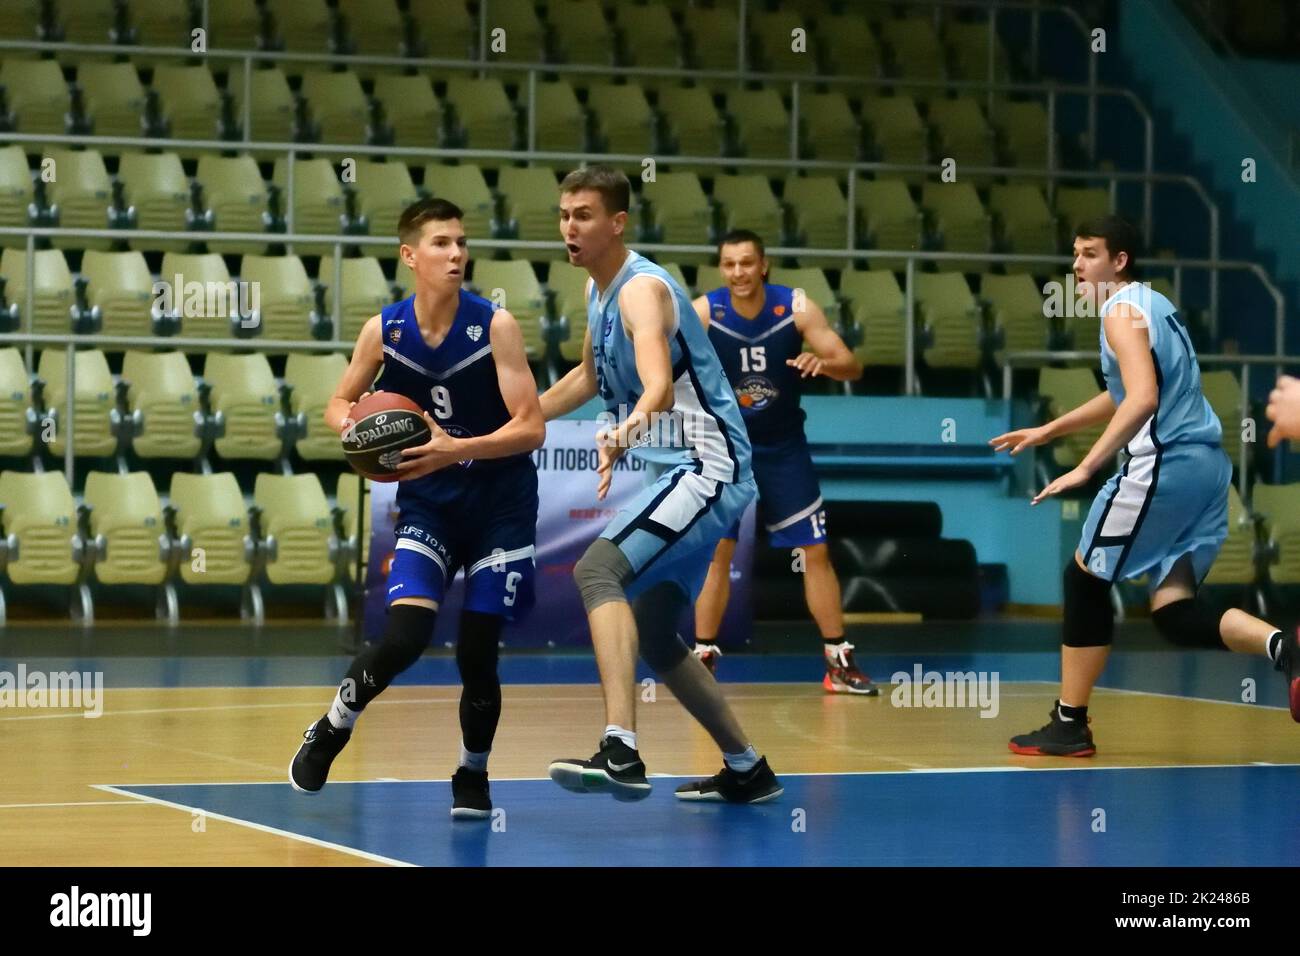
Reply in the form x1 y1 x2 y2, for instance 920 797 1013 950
460 743 489 772
327 692 360 730
724 745 759 773
1057 700 1082 722
604 724 637 751
1266 630 1284 662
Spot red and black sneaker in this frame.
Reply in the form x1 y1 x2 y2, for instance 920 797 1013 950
823 642 879 695
1277 628 1300 723
1008 705 1096 757
692 642 721 677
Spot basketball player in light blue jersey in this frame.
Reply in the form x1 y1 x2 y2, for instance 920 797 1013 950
991 216 1298 754
539 165 782 803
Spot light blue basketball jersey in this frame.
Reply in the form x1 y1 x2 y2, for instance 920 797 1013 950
587 251 752 484
1099 282 1222 455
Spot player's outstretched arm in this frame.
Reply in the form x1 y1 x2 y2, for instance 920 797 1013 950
324 314 383 434
791 298 862 381
539 324 598 420
1266 375 1300 447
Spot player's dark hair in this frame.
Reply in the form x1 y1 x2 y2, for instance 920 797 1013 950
559 165 631 215
398 197 464 245
1075 215 1140 278
718 229 766 258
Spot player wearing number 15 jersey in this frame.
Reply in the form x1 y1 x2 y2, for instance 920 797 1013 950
691 230 878 695
289 198 546 820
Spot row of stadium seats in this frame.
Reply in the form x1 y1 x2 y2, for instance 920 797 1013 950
0 347 348 464
1 146 1107 270
0 55 1048 167
0 467 365 622
0 1 1010 82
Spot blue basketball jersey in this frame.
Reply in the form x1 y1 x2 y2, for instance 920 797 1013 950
704 284 807 443
377 291 528 506
588 251 752 484
1099 282 1221 454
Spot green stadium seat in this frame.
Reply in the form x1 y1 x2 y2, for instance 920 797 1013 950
0 145 31 248
170 472 254 586
551 0 617 66
481 0 546 66
373 75 443 149
266 0 332 52
444 76 517 151
915 272 983 369
532 79 586 152
83 471 168 586
1201 369 1245 470
423 163 495 239
922 182 993 272
227 66 295 144
801 91 860 163
992 99 1051 168
785 175 849 257
336 0 405 56
471 259 547 361
196 155 269 254
839 268 911 371
981 273 1050 362
546 259 589 363
1038 366 1105 469
1251 482 1300 585
1202 484 1256 586
856 178 923 270
37 348 117 458
121 350 202 460
640 172 711 264
0 470 80 585
496 166 561 247
988 184 1057 274
117 151 191 252
880 16 947 86
80 250 154 337
299 69 369 145
1 57 69 136
1054 186 1111 241
0 248 73 334
862 96 928 178
926 97 997 179
769 265 840 328
253 473 338 585
348 160 419 239
585 82 656 156
208 0 263 49
320 256 391 342
284 353 348 461
335 471 369 580
131 0 195 46
408 0 475 59
0 347 34 458
159 252 239 339
43 148 113 250
822 13 884 77
239 254 317 341
728 88 791 161
271 157 344 255
751 10 816 75
152 64 222 147
203 352 283 461
945 19 1012 83
712 174 783 247
616 4 680 68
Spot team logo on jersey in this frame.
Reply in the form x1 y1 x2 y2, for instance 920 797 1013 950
773 305 786 316
466 324 483 342
713 306 727 320
388 325 402 343
735 375 778 411
441 422 476 468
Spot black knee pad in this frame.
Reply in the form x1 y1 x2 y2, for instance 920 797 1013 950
456 610 502 688
347 603 438 708
632 581 690 673
1062 559 1115 648
1152 597 1228 650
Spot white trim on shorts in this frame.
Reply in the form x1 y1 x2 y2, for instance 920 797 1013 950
766 495 825 533
395 538 448 578
467 545 536 577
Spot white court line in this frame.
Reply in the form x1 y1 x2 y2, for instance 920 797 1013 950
98 760 1300 791
90 784 415 867
0 800 146 809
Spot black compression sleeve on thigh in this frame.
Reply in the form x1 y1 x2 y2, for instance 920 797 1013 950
456 610 503 753
1151 597 1228 650
632 581 690 673
1062 559 1115 648
342 603 438 710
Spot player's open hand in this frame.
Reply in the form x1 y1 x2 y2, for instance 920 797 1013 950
396 412 462 480
1265 374 1300 448
337 391 373 436
1031 465 1091 505
786 353 825 378
989 425 1052 455
594 426 626 500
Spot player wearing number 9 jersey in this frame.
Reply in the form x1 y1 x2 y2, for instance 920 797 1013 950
690 230 878 695
289 198 546 820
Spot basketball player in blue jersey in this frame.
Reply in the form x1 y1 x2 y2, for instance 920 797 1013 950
289 198 546 816
990 216 1298 754
539 165 782 803
690 229 877 694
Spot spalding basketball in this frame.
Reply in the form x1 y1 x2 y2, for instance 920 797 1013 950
341 392 431 482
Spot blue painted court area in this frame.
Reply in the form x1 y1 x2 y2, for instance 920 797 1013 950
113 764 1300 866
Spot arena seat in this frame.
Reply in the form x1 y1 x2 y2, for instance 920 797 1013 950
0 470 81 585
284 352 348 461
122 350 202 460
170 471 254 586
37 348 117 458
83 471 169 586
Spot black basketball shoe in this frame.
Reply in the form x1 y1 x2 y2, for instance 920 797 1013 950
549 736 651 800
1008 704 1096 757
674 756 783 803
450 767 492 820
289 716 352 793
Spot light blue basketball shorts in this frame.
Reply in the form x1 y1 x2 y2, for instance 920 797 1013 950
1079 442 1231 589
601 462 757 602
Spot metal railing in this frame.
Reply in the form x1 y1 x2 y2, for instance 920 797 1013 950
0 224 1286 487
1002 350 1298 498
0 122 1223 328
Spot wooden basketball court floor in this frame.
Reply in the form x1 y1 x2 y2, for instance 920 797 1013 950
2 628 1297 867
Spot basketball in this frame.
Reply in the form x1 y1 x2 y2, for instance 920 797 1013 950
341 391 431 482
